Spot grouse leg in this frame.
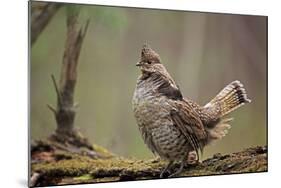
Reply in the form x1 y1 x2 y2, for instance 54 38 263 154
160 161 174 178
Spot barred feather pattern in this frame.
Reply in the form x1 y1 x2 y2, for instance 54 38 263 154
203 80 251 118
201 80 251 143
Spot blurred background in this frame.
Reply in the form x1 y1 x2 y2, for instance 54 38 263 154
31 3 267 160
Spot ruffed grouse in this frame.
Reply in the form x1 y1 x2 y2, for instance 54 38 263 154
132 44 251 178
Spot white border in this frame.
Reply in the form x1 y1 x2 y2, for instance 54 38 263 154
1 0 279 188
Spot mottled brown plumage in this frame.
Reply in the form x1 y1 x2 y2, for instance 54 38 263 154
132 44 251 178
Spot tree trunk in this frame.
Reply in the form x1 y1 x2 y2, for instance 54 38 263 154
46 7 93 151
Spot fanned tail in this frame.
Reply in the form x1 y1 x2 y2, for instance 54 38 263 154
204 80 251 117
203 80 251 144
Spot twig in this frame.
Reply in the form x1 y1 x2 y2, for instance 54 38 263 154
51 74 62 107
47 104 56 114
31 2 62 45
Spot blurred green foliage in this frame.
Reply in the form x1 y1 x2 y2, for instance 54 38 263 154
75 5 128 32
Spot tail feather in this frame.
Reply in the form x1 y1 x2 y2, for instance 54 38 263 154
205 80 251 117
203 80 251 144
206 118 233 144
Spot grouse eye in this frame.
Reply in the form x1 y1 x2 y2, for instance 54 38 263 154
147 61 152 64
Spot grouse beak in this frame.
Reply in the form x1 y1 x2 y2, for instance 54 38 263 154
136 61 142 66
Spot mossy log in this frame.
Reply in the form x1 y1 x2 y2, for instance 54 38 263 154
31 145 267 187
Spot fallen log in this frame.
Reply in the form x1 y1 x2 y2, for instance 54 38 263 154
30 145 267 187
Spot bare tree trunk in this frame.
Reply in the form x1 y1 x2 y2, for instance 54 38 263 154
55 9 88 134
31 2 62 46
47 8 93 150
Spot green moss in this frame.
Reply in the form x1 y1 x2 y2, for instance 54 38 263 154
73 174 92 181
31 146 267 186
92 144 115 158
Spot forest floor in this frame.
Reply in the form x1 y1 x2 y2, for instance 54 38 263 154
30 140 267 187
